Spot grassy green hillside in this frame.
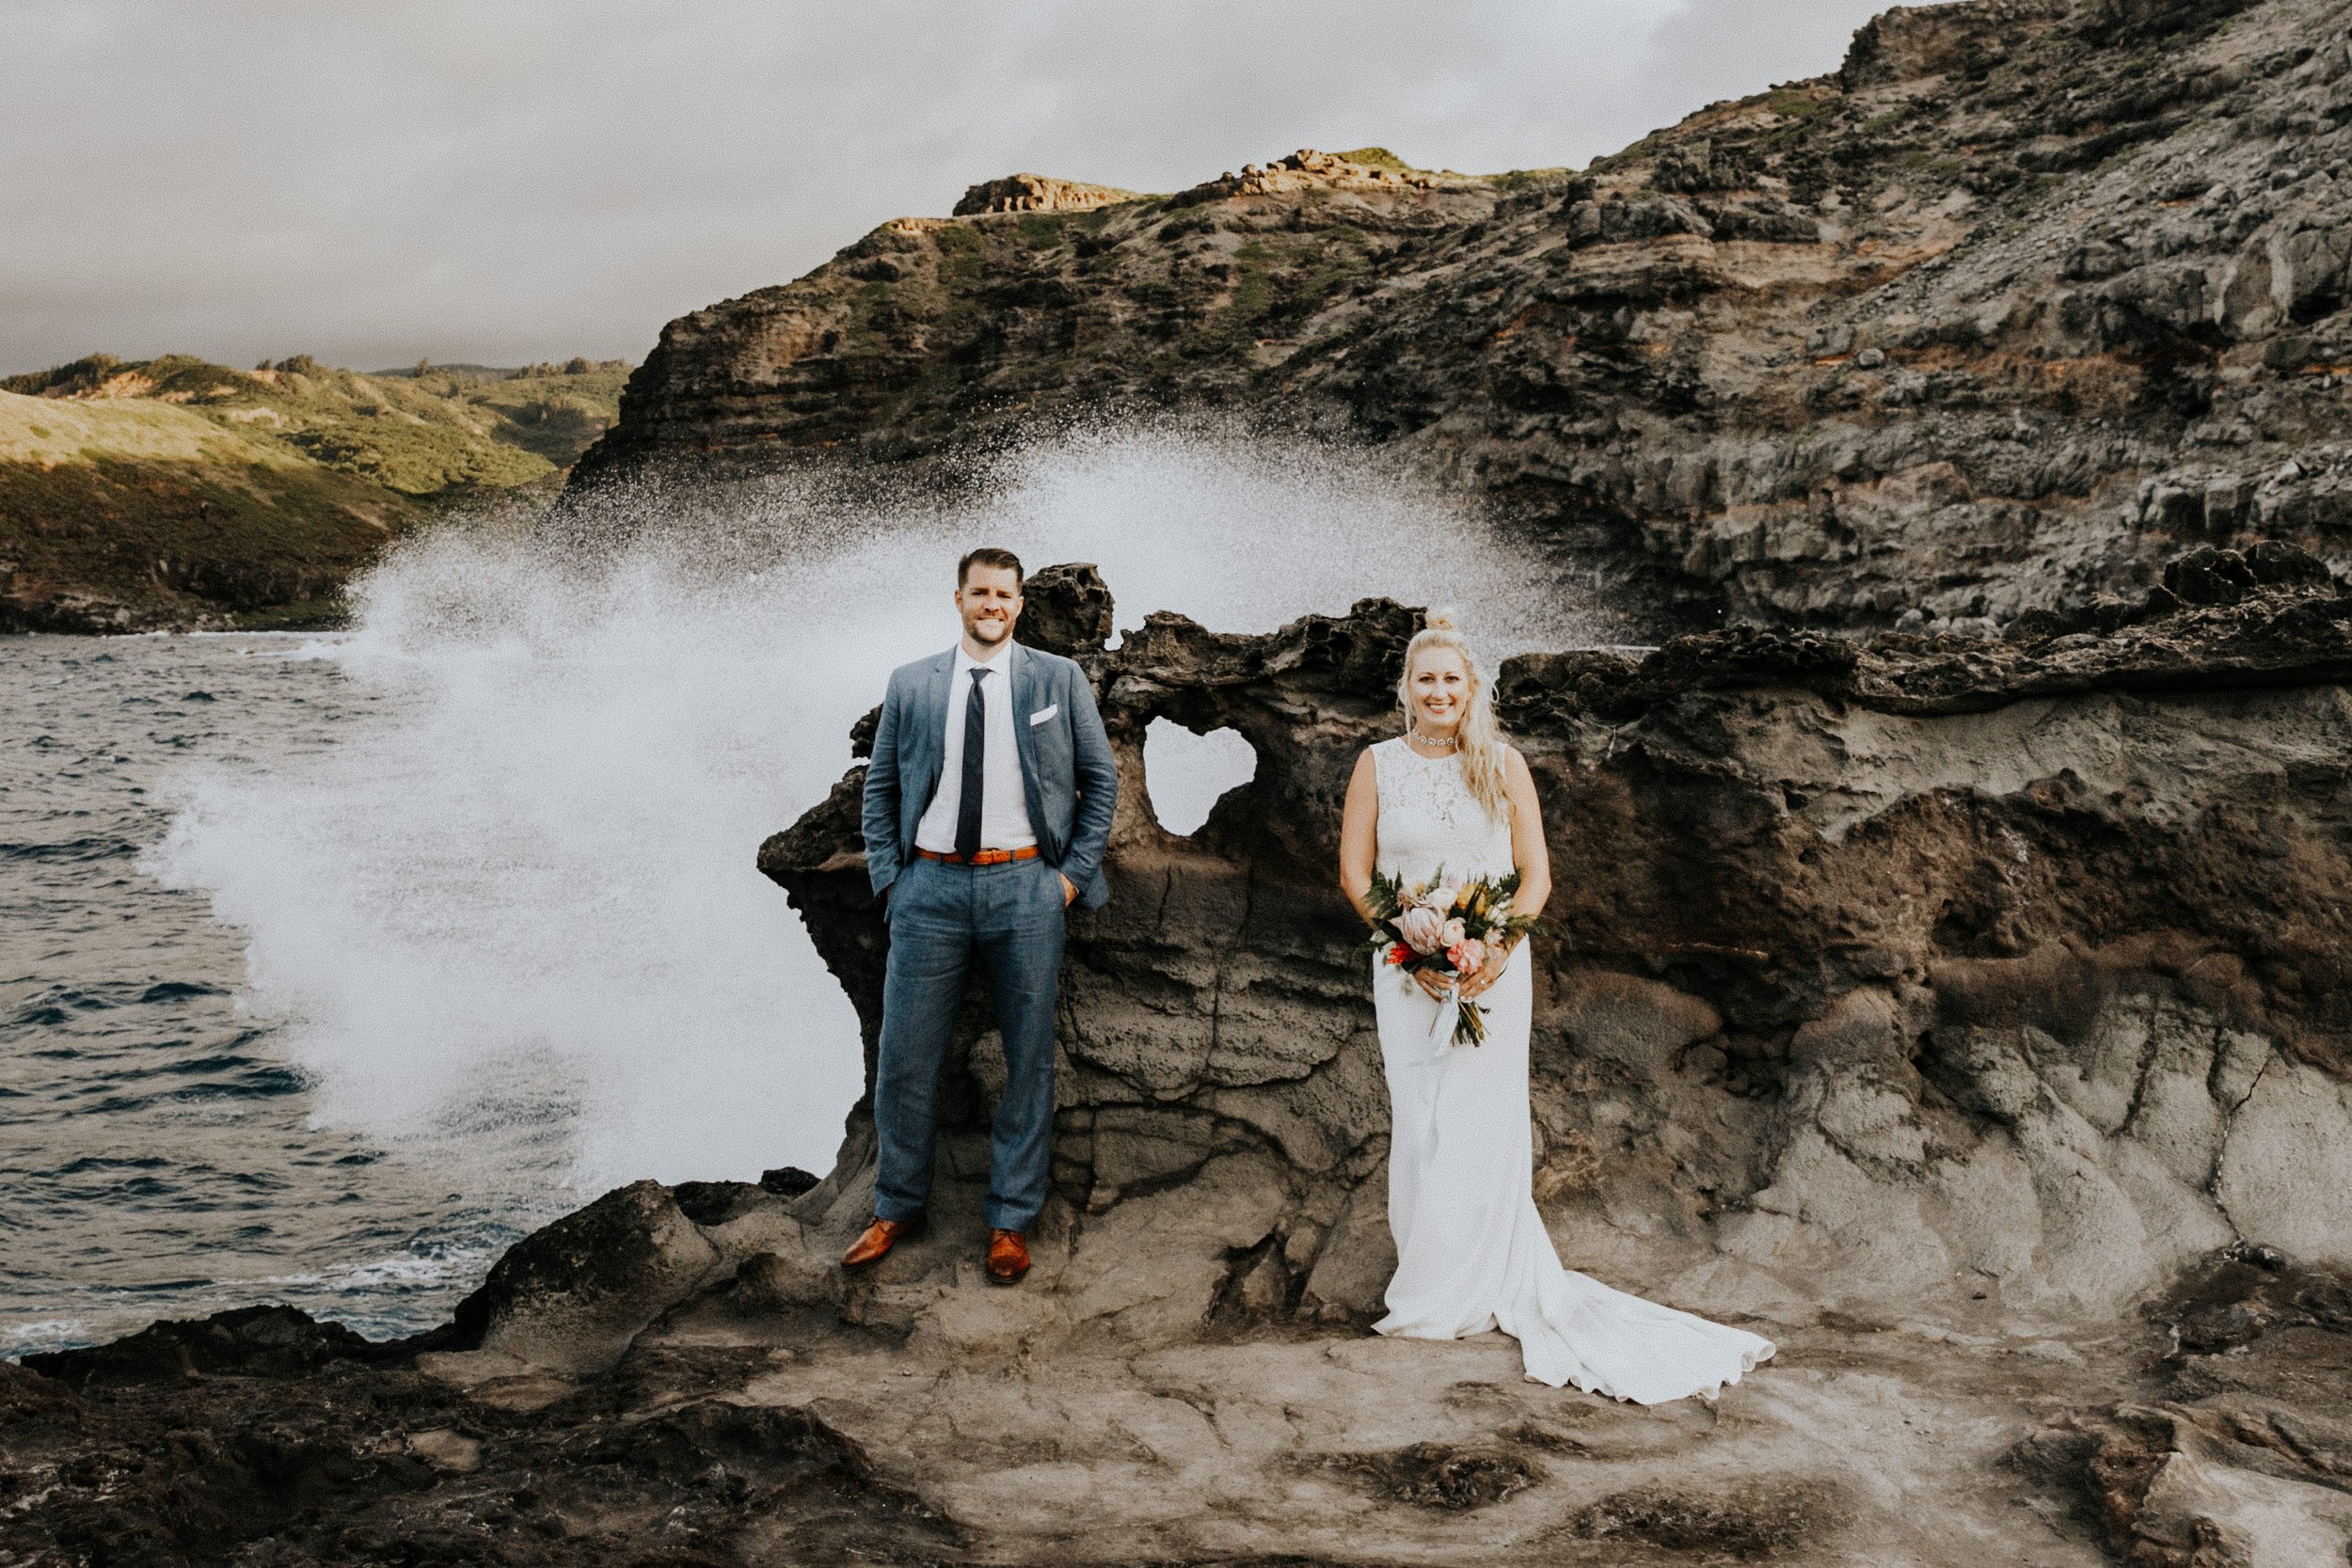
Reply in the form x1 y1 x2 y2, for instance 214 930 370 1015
0 354 628 631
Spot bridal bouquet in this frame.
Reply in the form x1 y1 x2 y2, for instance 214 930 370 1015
1364 864 1539 1047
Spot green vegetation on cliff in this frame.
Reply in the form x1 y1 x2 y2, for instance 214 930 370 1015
0 354 628 631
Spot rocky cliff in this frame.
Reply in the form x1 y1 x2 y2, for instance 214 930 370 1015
570 0 2352 640
11 550 2352 1565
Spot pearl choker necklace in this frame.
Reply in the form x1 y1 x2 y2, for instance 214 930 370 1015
1408 727 1460 750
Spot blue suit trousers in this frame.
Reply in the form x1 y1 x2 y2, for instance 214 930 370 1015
872 854 1065 1231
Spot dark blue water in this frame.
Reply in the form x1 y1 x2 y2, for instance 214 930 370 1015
1 634 553 1356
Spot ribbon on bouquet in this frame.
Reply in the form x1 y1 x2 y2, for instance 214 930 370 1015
1425 980 1461 1061
1410 942 1513 1058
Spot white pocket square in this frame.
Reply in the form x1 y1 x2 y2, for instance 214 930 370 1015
1027 704 1058 726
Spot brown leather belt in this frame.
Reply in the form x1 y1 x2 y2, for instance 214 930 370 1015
917 846 1040 865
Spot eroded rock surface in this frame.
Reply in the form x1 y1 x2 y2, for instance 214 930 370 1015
764 558 2352 1332
8 558 2352 1563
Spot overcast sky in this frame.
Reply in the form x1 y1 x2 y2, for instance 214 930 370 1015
3 0 1893 375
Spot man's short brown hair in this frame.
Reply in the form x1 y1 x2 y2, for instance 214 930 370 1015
958 546 1024 589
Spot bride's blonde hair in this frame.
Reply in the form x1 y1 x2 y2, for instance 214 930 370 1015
1396 609 1509 820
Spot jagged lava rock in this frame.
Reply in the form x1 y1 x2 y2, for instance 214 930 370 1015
763 556 2352 1336
443 1178 723 1375
12 552 2352 1563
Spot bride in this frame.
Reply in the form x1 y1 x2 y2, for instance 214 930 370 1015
1337 611 1774 1403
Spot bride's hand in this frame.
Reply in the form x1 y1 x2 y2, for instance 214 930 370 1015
1455 944 1512 1002
1412 967 1454 1003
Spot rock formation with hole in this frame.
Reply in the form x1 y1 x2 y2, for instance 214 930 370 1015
18 553 2352 1563
15 0 2352 1557
756 557 2352 1344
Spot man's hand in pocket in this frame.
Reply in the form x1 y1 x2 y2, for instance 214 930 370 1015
1058 872 1077 906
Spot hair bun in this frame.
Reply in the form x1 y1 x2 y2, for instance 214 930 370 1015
1422 606 1460 632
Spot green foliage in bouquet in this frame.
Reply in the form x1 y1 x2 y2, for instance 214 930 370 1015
1362 864 1543 1046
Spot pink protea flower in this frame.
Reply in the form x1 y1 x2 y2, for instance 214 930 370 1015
1447 938 1486 975
1439 917 1468 948
1397 905 1447 954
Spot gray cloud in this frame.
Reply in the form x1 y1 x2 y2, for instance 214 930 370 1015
0 0 1889 373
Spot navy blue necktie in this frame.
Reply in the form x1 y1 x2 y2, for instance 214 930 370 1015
955 666 992 861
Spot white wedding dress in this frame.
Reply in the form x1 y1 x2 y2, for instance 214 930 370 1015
1368 736 1774 1402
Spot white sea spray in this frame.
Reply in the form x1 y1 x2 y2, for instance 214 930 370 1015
153 426 1597 1199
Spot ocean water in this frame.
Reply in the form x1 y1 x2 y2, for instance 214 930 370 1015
0 634 525 1354
2 428 1601 1355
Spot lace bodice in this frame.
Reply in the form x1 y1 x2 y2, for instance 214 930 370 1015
1372 736 1516 885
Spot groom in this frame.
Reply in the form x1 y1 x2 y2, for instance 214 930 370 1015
845 547 1118 1284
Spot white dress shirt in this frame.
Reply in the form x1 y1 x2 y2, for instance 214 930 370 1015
914 641 1037 853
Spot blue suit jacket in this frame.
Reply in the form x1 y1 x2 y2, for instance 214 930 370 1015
860 640 1120 911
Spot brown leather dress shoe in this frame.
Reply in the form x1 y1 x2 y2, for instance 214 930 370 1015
985 1227 1031 1285
841 1214 924 1270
